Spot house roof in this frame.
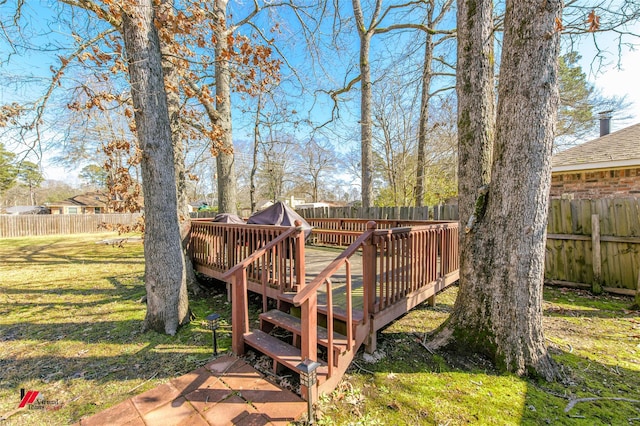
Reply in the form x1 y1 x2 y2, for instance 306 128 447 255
46 192 109 208
552 123 640 172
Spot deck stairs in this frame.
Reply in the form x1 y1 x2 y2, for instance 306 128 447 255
193 219 461 401
242 293 368 396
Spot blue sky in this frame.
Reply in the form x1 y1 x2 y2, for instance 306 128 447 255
1 1 639 184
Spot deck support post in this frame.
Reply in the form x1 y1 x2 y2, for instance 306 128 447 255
226 227 235 302
427 294 436 307
231 269 249 355
300 297 318 362
362 221 377 354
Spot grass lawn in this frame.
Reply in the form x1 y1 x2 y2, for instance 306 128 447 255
0 233 235 425
1 234 639 425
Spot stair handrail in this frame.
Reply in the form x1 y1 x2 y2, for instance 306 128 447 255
222 221 306 355
292 221 377 370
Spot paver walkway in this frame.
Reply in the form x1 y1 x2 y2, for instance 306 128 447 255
76 355 306 426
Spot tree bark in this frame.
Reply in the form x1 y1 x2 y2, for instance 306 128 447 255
121 0 189 335
414 7 434 208
428 0 560 380
213 0 238 214
352 0 378 208
158 0 200 295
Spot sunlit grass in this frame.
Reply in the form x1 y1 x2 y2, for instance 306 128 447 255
314 286 640 425
2 234 639 425
0 233 233 425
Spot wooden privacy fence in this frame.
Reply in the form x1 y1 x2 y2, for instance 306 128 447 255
0 213 142 238
546 198 640 296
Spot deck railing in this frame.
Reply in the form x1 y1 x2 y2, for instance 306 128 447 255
371 222 459 312
189 220 301 291
292 220 459 379
306 218 454 247
219 222 307 354
292 221 378 379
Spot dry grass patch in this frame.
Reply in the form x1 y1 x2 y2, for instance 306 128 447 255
0 233 232 425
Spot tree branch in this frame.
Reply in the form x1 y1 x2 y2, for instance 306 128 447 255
59 0 122 29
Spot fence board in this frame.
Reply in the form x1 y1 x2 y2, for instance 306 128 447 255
296 205 459 221
545 198 640 294
0 214 142 238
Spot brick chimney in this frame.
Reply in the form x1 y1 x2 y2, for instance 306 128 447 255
599 110 613 137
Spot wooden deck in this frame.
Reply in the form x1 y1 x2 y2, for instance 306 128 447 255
189 218 459 401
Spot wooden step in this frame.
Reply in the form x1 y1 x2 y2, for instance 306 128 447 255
243 329 328 379
278 293 365 324
260 310 350 359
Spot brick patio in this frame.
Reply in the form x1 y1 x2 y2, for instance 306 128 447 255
76 355 306 426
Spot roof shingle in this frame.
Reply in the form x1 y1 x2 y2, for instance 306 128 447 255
552 123 640 171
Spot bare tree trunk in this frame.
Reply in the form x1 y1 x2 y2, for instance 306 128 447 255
250 95 261 213
428 0 560 380
415 14 434 207
352 0 377 208
121 0 189 335
158 0 200 295
213 0 238 214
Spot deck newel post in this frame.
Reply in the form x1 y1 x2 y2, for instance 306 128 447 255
225 227 234 302
231 269 249 355
294 220 306 291
363 221 377 354
300 296 318 401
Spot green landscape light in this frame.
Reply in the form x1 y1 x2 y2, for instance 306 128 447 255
205 313 220 355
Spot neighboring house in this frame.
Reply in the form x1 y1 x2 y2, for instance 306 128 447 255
296 202 331 209
188 201 210 213
550 121 640 199
5 206 49 215
46 192 110 215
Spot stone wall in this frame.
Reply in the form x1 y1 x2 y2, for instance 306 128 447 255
550 167 640 198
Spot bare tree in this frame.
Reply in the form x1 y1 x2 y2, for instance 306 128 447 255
371 82 417 206
294 138 338 202
414 0 455 207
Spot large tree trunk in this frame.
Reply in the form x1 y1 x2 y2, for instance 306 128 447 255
213 0 238 214
158 0 200 295
428 0 560 380
121 0 189 335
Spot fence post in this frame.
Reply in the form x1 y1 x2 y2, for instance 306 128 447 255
591 214 603 295
635 268 640 308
